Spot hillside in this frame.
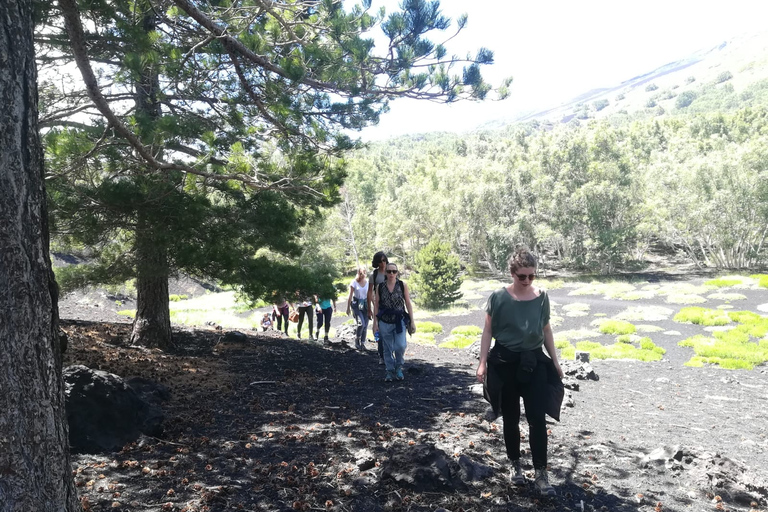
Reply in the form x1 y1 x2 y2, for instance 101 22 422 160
507 30 768 124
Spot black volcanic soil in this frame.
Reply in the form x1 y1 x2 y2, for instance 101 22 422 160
60 273 768 512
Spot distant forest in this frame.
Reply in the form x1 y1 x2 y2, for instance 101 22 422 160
308 77 768 275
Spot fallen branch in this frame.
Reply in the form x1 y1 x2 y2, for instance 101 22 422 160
249 381 277 386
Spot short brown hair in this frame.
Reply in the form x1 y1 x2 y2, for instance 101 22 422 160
508 247 537 274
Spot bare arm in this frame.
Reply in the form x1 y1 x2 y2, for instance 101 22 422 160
367 281 374 321
542 323 564 379
403 283 416 334
346 285 354 315
372 286 379 332
476 313 493 383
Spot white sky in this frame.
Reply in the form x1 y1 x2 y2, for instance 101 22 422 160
358 0 768 140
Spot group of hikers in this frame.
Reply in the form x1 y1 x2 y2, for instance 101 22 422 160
261 246 564 496
262 251 416 382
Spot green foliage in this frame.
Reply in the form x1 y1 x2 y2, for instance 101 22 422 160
169 294 188 302
645 83 658 92
715 71 734 84
598 320 636 335
412 238 463 309
593 99 609 111
673 307 731 326
675 90 697 109
410 332 437 346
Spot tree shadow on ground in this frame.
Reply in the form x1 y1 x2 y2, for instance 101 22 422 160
64 321 652 512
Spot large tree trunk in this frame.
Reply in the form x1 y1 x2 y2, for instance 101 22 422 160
130 217 173 349
128 8 173 349
0 1 81 510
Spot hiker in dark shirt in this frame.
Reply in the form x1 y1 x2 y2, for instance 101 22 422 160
367 251 388 365
372 262 415 382
475 247 563 496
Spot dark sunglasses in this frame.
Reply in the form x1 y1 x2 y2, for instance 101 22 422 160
386 269 398 274
515 273 536 281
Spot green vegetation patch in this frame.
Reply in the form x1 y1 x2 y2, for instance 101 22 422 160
665 293 707 305
679 334 768 370
450 325 482 337
169 294 189 302
556 339 576 360
568 281 638 299
750 274 768 289
673 307 731 326
706 292 747 302
117 309 136 318
575 337 665 361
599 320 636 335
416 321 444 334
549 315 564 327
410 332 436 346
439 335 477 349
614 305 674 322
537 278 565 290
705 278 743 288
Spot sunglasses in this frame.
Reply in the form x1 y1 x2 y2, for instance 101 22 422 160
515 273 536 281
386 269 398 274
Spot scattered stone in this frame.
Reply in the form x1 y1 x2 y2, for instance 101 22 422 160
381 444 468 492
457 454 494 482
222 331 247 343
562 360 599 381
354 449 376 471
64 365 164 453
575 351 590 363
655 377 670 383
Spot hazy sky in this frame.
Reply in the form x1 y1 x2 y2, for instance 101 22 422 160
358 0 768 140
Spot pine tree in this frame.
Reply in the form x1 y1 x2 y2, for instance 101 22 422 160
39 0 503 348
412 238 463 309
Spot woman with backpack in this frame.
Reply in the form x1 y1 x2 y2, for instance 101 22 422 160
367 251 389 364
372 262 416 382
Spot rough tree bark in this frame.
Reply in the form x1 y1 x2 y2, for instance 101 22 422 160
0 1 81 510
128 9 173 349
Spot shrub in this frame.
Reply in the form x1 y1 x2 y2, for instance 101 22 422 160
439 335 476 349
412 239 463 309
593 99 609 111
645 83 658 92
169 294 189 302
715 71 733 84
675 90 697 109
750 274 768 288
599 320 636 335
686 76 696 84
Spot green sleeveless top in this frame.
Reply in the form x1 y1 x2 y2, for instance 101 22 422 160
485 288 550 352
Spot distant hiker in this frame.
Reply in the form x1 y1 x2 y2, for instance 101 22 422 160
475 247 564 497
346 266 370 350
272 299 290 335
367 251 389 365
314 295 337 344
372 263 416 382
260 313 272 331
295 296 315 340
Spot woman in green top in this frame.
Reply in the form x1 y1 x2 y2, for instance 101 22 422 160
476 247 564 496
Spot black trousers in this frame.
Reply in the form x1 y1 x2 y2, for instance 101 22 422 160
495 355 549 469
297 306 313 337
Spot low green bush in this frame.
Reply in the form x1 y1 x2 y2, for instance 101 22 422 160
439 335 476 349
117 309 136 318
750 274 768 289
169 294 189 302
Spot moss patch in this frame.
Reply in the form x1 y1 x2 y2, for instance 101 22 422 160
673 307 731 326
705 278 743 288
450 325 482 336
410 332 437 346
706 292 747 302
636 324 664 333
665 293 707 305
556 328 601 340
416 321 444 334
575 337 665 361
750 274 768 289
438 335 477 349
599 320 636 335
678 309 768 369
